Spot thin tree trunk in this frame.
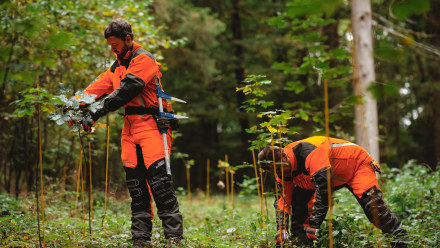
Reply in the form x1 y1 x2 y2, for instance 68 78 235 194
351 0 379 162
6 123 19 194
230 0 249 145
27 117 36 193
435 96 440 170
428 0 440 170
0 33 17 99
15 169 22 199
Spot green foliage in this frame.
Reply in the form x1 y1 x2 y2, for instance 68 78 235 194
11 87 61 117
237 74 295 150
267 0 355 139
236 175 259 195
237 75 274 113
391 0 431 20
2 162 439 247
47 92 101 132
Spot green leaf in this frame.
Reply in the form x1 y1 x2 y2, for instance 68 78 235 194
298 111 309 121
271 62 292 74
286 0 342 17
10 72 37 84
48 32 75 50
383 83 399 97
78 93 97 105
285 81 306 94
375 42 403 61
267 16 287 29
0 47 10 61
392 0 430 20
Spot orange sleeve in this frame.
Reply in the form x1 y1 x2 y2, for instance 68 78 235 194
126 54 159 86
305 138 332 176
84 68 114 99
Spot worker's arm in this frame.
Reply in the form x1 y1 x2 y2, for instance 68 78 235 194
308 166 331 229
275 177 294 218
304 138 332 232
274 177 293 244
94 54 159 120
83 67 114 100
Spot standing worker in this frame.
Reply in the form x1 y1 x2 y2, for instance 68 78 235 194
258 136 410 247
73 19 183 248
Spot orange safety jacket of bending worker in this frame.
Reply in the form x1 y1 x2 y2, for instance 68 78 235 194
83 42 171 168
276 136 381 229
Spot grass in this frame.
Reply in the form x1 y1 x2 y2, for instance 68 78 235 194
1 162 439 247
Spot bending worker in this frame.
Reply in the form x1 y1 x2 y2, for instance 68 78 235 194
258 136 409 247
73 19 183 247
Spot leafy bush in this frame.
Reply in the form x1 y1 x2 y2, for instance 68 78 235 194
1 162 439 247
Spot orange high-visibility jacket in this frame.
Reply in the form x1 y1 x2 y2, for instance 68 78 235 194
276 136 378 215
84 42 167 135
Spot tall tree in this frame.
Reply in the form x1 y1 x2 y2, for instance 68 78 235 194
230 0 249 145
351 0 379 161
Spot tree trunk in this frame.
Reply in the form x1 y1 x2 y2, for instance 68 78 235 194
230 0 249 146
351 0 379 162
428 0 440 170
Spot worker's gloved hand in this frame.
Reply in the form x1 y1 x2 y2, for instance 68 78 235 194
82 121 94 132
304 226 319 240
156 118 171 133
81 108 105 132
170 118 179 130
275 229 290 244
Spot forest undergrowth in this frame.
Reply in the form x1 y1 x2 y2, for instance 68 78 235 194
1 162 439 247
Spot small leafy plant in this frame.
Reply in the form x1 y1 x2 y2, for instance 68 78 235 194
48 92 100 132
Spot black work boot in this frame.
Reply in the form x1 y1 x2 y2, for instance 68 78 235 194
132 238 152 248
165 236 184 248
390 228 411 248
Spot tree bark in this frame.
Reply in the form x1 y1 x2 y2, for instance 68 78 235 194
351 0 380 162
230 0 249 146
428 0 440 170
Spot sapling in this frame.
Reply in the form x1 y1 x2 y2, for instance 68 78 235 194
217 159 231 207
48 92 101 132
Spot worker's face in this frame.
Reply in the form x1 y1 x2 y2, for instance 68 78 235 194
276 152 291 176
264 150 291 176
106 35 131 58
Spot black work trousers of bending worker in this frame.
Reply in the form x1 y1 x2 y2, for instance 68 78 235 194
124 144 183 241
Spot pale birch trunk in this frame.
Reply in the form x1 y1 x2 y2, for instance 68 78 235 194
351 0 380 162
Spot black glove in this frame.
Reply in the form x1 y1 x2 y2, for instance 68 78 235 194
82 121 94 132
156 118 171 133
90 108 106 122
170 118 179 130
82 108 106 132
304 226 319 240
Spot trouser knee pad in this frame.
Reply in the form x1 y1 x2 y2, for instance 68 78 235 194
124 145 153 240
359 186 403 234
146 158 183 238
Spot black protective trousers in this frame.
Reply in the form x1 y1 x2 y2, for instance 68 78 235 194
124 145 183 240
277 183 408 246
274 183 315 240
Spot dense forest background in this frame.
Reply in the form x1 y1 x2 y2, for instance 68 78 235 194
1 0 439 198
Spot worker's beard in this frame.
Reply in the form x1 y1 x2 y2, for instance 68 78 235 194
117 43 132 59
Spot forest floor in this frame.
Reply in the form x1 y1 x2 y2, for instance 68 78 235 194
1 163 439 247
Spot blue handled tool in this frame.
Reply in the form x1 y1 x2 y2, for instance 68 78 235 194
156 82 188 175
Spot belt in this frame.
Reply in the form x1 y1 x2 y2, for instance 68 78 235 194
124 106 162 116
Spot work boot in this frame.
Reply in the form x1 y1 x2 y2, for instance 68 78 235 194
165 236 184 248
132 238 152 248
390 229 411 248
